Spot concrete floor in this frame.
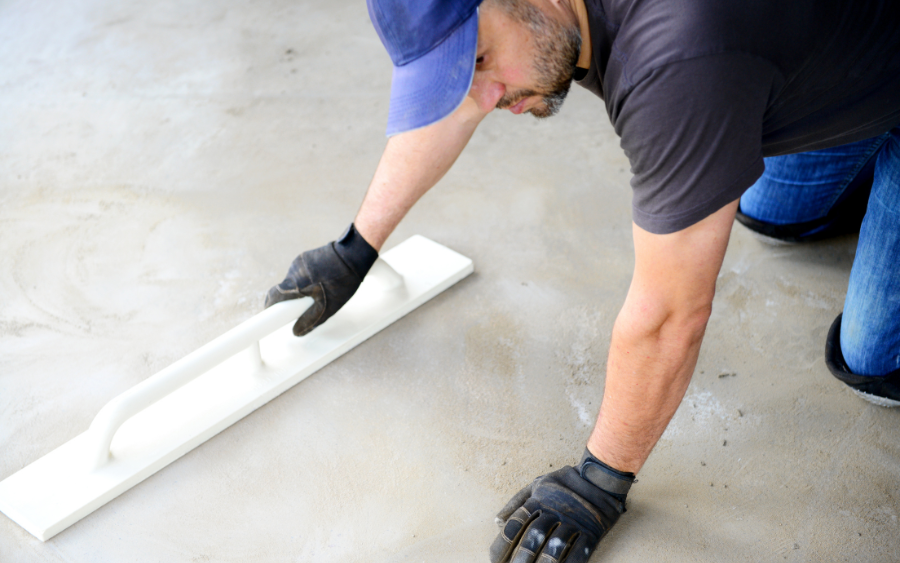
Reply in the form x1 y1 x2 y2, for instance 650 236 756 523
1 0 898 561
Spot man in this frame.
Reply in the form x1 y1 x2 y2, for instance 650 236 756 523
265 0 900 560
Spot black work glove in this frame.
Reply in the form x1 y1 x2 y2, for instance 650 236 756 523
490 449 635 563
265 223 378 336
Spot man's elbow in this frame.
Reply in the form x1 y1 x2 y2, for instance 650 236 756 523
616 295 714 350
673 302 714 345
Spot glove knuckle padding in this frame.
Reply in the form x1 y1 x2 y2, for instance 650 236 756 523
540 523 579 562
491 503 540 563
511 512 560 563
492 466 626 563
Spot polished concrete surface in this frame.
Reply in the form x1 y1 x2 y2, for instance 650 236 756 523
1 1 898 561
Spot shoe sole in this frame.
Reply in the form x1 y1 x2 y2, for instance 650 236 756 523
746 230 798 247
852 388 900 408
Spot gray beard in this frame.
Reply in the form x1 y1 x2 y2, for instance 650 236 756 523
490 0 582 118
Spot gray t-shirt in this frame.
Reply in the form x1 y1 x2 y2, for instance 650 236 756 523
576 0 900 234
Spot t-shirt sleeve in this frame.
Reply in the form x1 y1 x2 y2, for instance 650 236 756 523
614 54 777 234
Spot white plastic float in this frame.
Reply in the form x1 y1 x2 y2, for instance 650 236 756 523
0 235 473 541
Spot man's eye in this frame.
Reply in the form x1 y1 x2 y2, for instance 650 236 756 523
476 56 485 64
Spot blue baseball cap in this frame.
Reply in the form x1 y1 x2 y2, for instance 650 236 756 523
367 0 482 136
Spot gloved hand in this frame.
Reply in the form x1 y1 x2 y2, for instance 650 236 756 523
265 223 378 336
490 449 635 563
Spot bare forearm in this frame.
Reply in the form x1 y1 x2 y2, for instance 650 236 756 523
587 305 709 473
355 97 485 251
587 202 738 474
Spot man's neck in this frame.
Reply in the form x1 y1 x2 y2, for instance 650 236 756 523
568 0 592 68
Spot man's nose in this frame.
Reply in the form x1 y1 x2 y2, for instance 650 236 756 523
468 72 506 113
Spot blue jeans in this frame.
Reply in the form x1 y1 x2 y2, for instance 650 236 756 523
740 127 900 376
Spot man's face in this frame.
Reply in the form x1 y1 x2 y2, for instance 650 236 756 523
469 0 581 118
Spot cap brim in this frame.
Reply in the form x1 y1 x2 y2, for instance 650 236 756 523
385 11 478 136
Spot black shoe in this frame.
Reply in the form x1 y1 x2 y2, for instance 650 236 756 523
825 314 900 407
735 176 872 244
